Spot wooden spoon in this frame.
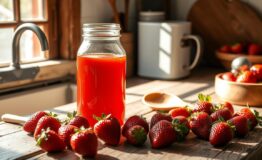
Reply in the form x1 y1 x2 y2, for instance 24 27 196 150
108 0 120 24
142 92 191 111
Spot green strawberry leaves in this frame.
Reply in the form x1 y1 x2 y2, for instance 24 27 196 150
63 111 77 124
93 113 108 122
198 93 212 102
172 119 189 142
36 127 50 146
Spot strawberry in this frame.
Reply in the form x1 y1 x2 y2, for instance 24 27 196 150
248 43 262 55
65 111 89 128
238 107 262 130
193 93 214 115
231 43 244 53
70 128 98 157
149 120 176 149
236 71 257 83
122 115 149 136
36 128 66 152
250 64 262 81
219 45 232 53
58 125 78 148
221 102 234 115
94 114 121 146
228 116 249 137
209 121 234 147
222 72 236 82
34 115 61 139
189 112 212 140
210 108 232 123
150 112 172 129
169 107 191 118
125 125 147 146
23 111 47 134
172 116 190 141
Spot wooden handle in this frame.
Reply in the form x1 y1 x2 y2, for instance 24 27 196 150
108 0 120 24
124 0 130 31
1 114 28 125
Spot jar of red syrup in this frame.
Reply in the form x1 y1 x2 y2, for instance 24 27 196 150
77 23 126 127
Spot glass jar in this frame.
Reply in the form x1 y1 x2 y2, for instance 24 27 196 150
77 23 126 127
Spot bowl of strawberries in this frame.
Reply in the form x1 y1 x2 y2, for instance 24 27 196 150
216 43 262 69
215 63 262 106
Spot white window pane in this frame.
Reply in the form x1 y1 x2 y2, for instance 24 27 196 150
20 0 45 21
0 0 14 22
0 28 13 64
20 26 47 63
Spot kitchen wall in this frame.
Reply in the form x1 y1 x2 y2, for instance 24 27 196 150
81 0 137 31
80 0 262 30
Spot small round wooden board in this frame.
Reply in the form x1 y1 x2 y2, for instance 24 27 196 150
188 0 262 65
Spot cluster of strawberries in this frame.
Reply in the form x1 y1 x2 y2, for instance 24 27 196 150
219 43 262 55
146 94 262 148
222 64 262 83
23 94 261 158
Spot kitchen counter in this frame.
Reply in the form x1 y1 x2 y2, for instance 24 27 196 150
0 67 261 160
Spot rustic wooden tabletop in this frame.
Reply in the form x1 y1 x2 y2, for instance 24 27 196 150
0 67 261 160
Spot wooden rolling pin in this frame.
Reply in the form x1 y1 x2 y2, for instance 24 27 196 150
1 114 28 125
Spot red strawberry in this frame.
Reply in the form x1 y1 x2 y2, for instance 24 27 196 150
248 43 262 55
209 122 234 147
58 125 78 148
150 112 172 129
70 128 98 157
219 45 232 53
236 71 257 83
238 107 262 130
122 115 149 136
210 108 232 122
222 72 236 82
149 120 176 149
193 94 214 115
66 111 89 128
172 116 190 141
189 112 212 140
169 107 191 118
221 102 234 115
23 111 47 134
94 114 121 146
250 64 262 81
125 125 147 146
34 116 61 139
36 128 66 152
231 43 244 53
228 116 249 137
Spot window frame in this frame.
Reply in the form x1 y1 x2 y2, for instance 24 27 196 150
0 0 58 63
0 0 81 90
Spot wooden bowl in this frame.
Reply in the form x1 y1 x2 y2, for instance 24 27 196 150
215 73 262 107
216 51 262 70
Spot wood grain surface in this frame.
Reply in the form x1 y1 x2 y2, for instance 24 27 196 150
0 67 262 160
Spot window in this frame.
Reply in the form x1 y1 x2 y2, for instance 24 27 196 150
0 0 81 90
0 0 57 67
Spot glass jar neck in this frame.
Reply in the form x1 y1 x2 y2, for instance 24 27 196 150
82 23 121 40
83 36 120 41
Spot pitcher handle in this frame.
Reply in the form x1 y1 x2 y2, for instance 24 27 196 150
182 35 203 70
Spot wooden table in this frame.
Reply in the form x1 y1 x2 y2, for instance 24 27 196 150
1 67 262 160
